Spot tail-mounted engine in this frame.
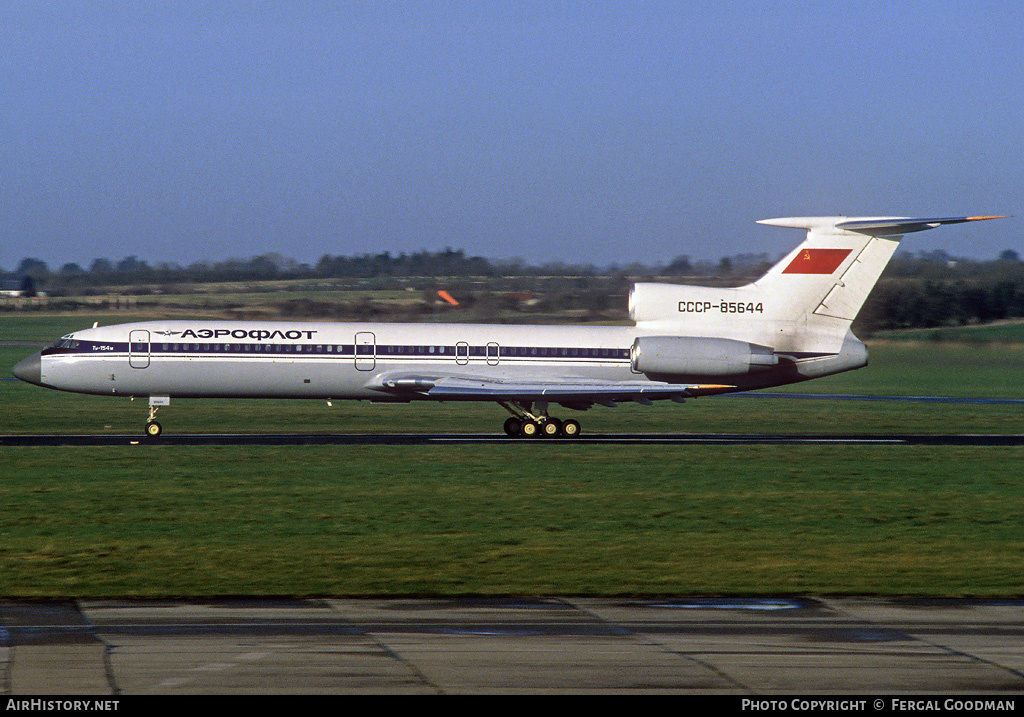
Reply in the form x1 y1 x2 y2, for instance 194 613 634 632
631 336 778 377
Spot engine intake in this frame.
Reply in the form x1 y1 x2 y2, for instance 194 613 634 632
631 336 778 377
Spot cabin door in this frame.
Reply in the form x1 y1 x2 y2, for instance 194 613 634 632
355 332 376 371
129 330 150 369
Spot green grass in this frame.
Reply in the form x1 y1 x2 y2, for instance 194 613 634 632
1 444 1021 597
873 320 1024 344
3 315 1024 597
1 313 190 344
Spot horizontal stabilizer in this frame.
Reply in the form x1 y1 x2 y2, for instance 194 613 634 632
758 215 1005 237
836 215 1006 236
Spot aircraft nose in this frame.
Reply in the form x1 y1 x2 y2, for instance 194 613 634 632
12 352 42 385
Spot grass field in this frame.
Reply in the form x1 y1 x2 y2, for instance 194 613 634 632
872 319 1024 345
2 314 1023 597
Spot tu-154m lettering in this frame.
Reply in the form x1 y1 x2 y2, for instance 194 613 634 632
12 215 1004 438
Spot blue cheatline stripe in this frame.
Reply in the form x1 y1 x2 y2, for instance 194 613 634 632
45 340 634 361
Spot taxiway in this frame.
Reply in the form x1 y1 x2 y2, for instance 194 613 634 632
2 432 1024 446
2 597 1023 694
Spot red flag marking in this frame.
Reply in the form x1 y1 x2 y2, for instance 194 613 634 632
782 248 852 274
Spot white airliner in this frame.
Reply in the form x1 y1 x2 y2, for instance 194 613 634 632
12 215 1003 438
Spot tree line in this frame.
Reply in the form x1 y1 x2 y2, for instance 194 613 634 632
2 249 779 299
2 247 785 289
4 247 1024 332
857 250 1024 332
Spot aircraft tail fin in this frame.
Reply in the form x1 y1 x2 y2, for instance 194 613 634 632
630 215 1004 354
752 215 1005 324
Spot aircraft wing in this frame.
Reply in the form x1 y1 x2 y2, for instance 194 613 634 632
368 373 735 406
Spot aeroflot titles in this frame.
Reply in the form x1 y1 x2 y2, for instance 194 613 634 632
171 328 319 340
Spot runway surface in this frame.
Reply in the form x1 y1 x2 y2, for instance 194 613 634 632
2 597 1023 694
3 432 1024 446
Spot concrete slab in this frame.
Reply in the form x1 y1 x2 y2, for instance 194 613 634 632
2 598 1022 694
8 645 110 695
103 635 433 695
377 633 734 694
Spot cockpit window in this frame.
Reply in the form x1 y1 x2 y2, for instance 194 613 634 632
50 338 80 349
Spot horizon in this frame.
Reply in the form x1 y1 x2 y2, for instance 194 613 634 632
4 243 1020 281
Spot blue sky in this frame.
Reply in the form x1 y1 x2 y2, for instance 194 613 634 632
2 1 1020 271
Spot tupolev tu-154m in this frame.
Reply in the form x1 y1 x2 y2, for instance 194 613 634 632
12 215 1004 438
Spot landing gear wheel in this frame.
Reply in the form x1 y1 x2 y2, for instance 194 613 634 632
541 418 562 438
519 420 540 438
144 420 162 438
561 419 581 438
503 417 522 437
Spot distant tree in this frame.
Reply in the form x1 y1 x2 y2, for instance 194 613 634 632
921 249 954 265
16 258 49 279
89 258 113 275
999 249 1020 262
248 255 281 280
115 256 149 274
19 275 36 297
665 255 692 274
52 262 88 292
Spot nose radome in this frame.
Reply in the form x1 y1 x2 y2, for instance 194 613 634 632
12 352 42 385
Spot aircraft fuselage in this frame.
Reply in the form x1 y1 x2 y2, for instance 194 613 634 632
16 319 862 401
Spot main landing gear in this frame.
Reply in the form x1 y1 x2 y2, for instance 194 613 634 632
499 401 581 439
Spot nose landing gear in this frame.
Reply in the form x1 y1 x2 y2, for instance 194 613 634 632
145 418 162 438
142 396 170 439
